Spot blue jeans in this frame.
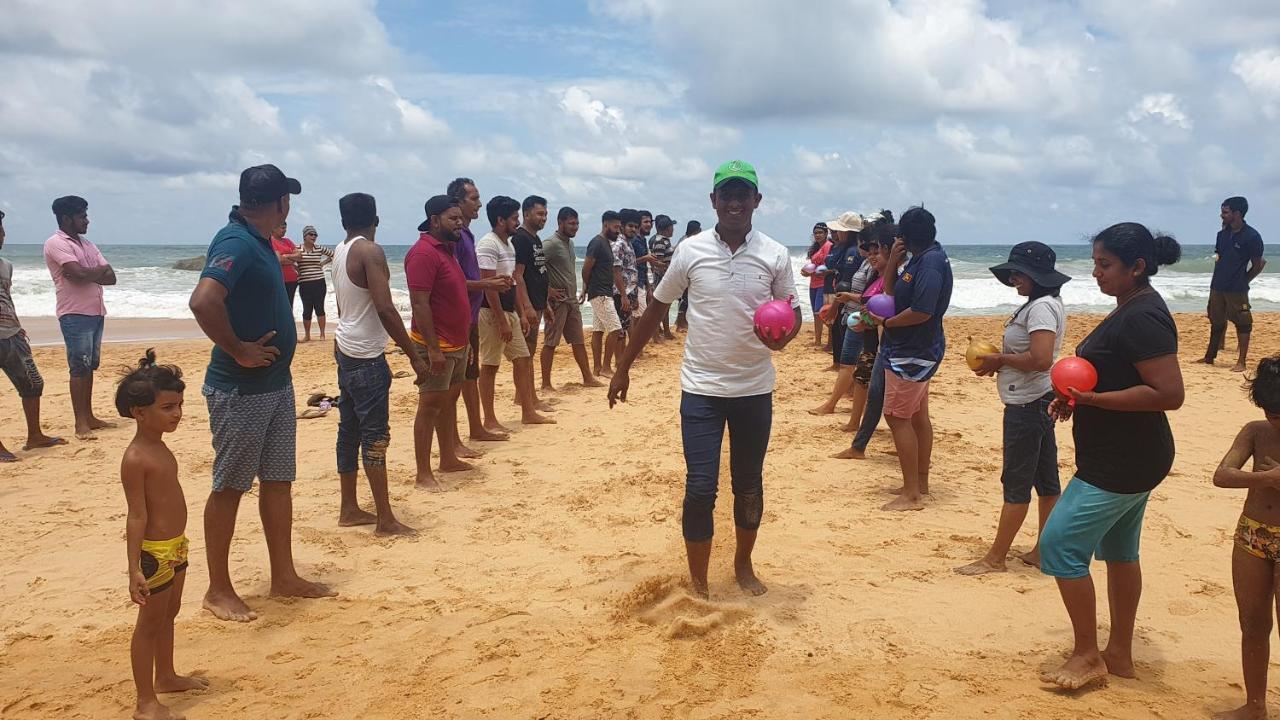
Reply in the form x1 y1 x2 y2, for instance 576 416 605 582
680 392 772 542
851 346 887 452
58 314 104 378
335 352 392 474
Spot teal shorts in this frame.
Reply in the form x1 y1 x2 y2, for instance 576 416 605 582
1039 477 1149 579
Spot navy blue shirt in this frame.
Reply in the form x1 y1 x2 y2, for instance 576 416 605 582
885 243 953 382
836 246 863 287
824 243 854 293
200 208 297 394
1211 223 1264 293
632 234 650 289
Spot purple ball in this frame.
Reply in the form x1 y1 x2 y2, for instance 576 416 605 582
866 294 896 318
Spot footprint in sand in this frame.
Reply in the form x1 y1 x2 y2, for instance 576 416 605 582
615 576 752 639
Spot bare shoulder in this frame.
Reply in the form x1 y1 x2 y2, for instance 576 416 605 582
121 440 175 474
1246 420 1280 445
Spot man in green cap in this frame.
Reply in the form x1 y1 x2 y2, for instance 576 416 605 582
608 160 801 598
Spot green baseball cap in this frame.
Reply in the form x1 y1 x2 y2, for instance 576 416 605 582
713 160 758 191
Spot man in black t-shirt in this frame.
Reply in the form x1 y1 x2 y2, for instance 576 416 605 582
1200 196 1265 372
582 211 627 376
513 195 553 411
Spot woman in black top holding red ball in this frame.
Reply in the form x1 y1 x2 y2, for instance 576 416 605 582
1038 222 1185 691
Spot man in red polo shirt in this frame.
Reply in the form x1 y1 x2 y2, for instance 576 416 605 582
405 195 474 491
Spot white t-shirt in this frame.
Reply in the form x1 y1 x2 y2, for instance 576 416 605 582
653 229 800 397
475 231 516 276
997 295 1066 405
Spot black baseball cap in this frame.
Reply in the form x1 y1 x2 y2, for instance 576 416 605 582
239 164 301 206
654 214 675 230
418 195 459 232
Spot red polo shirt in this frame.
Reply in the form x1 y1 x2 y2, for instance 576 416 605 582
405 232 470 351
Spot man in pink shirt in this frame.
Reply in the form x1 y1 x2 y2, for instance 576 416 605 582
43 196 117 439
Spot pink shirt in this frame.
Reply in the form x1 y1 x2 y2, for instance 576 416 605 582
43 230 108 318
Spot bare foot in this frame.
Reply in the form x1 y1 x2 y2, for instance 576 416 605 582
690 577 710 599
735 563 768 596
440 459 474 473
1018 550 1041 568
881 495 924 511
270 576 336 599
415 474 449 492
23 435 67 451
88 417 116 431
522 413 557 425
75 428 98 441
301 336 311 343
1041 652 1108 690
1212 702 1268 720
832 447 866 460
154 674 210 693
455 442 484 459
808 405 835 416
1233 363 1247 373
375 518 418 537
1193 358 1214 365
597 367 614 377
955 558 1007 576
134 698 184 720
663 332 676 340
534 400 556 412
470 428 509 442
338 507 377 527
1101 647 1135 679
483 420 514 435
202 590 257 622
541 383 556 393
582 376 606 388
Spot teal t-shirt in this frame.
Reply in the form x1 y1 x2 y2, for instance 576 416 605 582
200 208 296 394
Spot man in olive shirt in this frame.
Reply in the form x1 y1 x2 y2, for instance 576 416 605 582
541 207 603 390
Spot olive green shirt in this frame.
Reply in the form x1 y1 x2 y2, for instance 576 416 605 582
542 230 577 295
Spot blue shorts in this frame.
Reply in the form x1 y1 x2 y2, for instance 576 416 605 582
58 314 104 378
1039 477 1149 579
839 321 864 366
809 287 824 314
203 383 297 493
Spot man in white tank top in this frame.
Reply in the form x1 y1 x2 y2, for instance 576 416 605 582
332 193 428 536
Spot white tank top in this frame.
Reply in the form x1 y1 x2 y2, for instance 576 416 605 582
333 237 390 358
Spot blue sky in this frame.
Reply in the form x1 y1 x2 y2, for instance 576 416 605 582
2 0 1279 247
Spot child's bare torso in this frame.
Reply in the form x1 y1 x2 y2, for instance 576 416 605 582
1243 421 1280 525
126 440 187 540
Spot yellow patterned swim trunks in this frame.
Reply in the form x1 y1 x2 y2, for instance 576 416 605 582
1235 515 1280 562
140 534 189 593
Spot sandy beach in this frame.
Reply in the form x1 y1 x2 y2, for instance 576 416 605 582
1 311 1275 719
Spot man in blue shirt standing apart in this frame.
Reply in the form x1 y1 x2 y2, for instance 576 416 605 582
1198 195 1264 372
189 164 335 622
869 207 953 512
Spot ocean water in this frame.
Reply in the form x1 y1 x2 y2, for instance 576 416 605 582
0 242 1262 322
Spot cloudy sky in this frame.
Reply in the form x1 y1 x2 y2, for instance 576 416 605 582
2 0 1279 247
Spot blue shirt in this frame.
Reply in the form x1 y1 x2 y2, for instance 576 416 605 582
885 243 952 382
1211 223 1264 293
200 208 297 394
823 243 851 293
632 234 650 288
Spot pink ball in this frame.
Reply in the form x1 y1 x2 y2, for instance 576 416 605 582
753 299 796 342
802 262 817 274
1051 356 1098 396
866 293 896 318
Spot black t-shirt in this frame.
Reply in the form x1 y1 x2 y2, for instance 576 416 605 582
1072 290 1178 494
824 244 849 293
1211 223 1264 293
512 228 549 311
585 234 616 300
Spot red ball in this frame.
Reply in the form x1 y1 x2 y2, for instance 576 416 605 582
753 299 796 342
1051 356 1098 396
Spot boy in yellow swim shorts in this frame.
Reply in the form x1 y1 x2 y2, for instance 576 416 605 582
1213 355 1280 720
118 349 207 720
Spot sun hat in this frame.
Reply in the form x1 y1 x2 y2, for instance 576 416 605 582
988 241 1071 288
826 211 864 233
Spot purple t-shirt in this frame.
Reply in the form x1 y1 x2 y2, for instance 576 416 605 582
454 225 483 324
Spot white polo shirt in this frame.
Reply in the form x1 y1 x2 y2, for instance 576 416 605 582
653 228 799 397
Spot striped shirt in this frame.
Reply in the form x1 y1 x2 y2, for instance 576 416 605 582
296 245 333 282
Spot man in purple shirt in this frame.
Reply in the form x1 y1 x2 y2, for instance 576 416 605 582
447 177 513 447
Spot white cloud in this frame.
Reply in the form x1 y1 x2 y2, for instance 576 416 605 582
1128 93 1193 130
1232 47 1280 118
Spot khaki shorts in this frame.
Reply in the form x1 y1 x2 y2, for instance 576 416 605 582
883 372 930 419
478 307 530 366
414 343 469 393
545 300 585 347
1208 290 1253 330
590 296 622 334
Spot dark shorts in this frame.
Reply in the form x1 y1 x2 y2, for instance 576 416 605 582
0 333 43 398
203 383 297 493
809 287 824 314
853 349 877 386
1209 289 1252 330
58 313 103 378
299 279 326 320
1001 392 1061 504
336 352 392 473
614 292 637 332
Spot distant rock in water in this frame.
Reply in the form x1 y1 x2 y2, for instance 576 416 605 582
173 256 205 271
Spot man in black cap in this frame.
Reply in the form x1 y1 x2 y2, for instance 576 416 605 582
649 214 677 341
189 164 334 622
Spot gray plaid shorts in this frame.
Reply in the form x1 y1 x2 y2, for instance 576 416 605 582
202 383 297 493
